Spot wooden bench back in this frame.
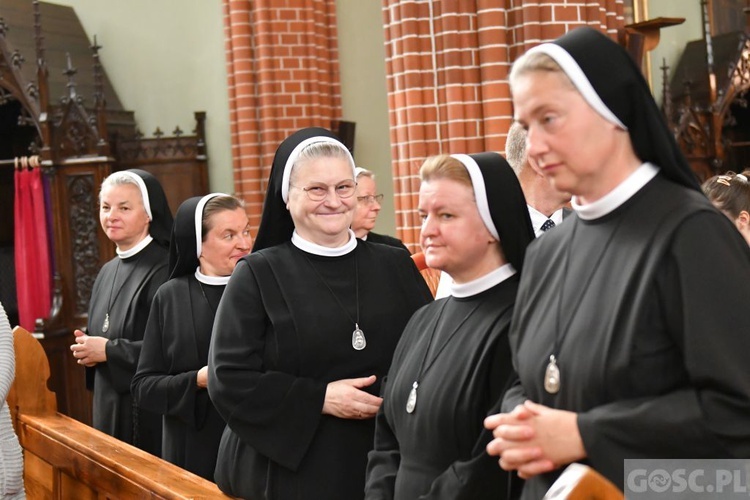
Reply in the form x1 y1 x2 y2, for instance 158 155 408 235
8 326 233 499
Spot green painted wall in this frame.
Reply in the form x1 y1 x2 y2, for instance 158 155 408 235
45 0 234 193
42 1 710 237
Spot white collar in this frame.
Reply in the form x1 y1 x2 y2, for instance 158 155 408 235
117 235 153 259
195 267 230 285
450 263 516 298
528 205 565 237
572 163 659 220
291 229 358 256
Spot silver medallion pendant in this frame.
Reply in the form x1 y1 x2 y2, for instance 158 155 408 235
406 381 418 413
544 355 560 394
102 313 110 333
352 325 366 351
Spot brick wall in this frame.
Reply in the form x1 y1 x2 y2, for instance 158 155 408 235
382 0 624 252
223 0 341 232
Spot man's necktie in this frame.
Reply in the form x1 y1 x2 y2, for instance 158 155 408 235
540 219 556 232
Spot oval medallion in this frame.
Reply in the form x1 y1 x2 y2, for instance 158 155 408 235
544 355 560 394
406 382 418 413
352 328 366 351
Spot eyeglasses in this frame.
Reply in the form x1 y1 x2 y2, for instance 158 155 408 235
290 181 356 201
357 194 384 205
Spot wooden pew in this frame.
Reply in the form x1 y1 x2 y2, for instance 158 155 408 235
544 463 624 500
8 326 233 499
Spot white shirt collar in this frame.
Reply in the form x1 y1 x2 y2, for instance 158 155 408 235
117 235 153 259
195 267 230 286
572 163 660 220
450 263 516 298
291 229 357 256
528 206 565 237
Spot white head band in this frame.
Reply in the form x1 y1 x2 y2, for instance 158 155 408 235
280 136 356 203
195 193 229 258
118 171 152 220
525 42 627 130
451 154 499 240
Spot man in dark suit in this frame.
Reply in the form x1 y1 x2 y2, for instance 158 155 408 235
505 122 571 237
352 167 409 251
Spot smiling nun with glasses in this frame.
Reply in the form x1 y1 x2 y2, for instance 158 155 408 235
208 127 433 500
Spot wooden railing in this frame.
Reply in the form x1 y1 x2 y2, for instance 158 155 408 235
8 326 233 499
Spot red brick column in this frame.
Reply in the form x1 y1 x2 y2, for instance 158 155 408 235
223 0 342 232
382 0 624 251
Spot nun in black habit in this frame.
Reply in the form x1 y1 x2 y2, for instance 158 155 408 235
484 27 750 499
71 169 173 455
208 127 433 500
365 153 533 499
132 193 251 479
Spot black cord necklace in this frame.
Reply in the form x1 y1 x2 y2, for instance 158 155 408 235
102 253 143 333
406 298 483 414
303 251 365 350
197 280 218 316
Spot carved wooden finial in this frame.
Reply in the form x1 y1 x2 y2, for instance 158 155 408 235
11 49 25 69
661 58 673 124
33 0 45 64
62 52 78 99
91 35 105 108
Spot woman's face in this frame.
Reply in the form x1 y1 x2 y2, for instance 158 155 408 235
99 183 150 251
351 175 381 237
512 70 624 203
419 178 497 283
199 207 252 277
287 156 356 246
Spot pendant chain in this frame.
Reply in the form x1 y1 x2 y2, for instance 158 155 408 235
407 298 483 413
547 217 624 394
303 251 364 350
197 280 218 316
102 253 143 333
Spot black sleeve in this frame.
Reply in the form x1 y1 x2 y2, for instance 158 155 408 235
131 287 205 428
365 376 400 500
578 211 750 479
104 263 168 394
208 260 327 471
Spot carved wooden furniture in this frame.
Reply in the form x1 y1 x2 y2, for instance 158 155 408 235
662 0 750 181
9 326 231 499
667 30 750 180
0 0 208 424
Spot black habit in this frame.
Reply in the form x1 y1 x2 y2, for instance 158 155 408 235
86 168 172 455
132 276 226 479
86 239 167 455
366 279 518 499
208 240 432 500
132 193 230 479
365 152 532 499
365 232 409 252
501 26 750 499
504 174 750 498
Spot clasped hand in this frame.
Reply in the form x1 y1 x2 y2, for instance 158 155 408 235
323 375 382 420
483 400 586 479
70 329 108 367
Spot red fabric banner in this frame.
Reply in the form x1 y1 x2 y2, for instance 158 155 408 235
14 168 52 330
